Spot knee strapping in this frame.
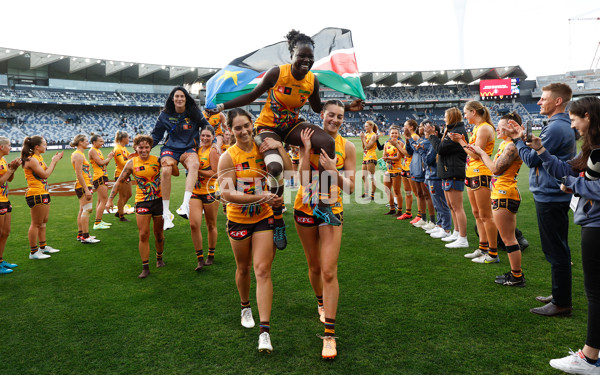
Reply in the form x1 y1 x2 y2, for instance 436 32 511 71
81 203 93 217
506 244 521 253
264 153 283 180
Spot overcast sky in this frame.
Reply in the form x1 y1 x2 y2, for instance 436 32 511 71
2 0 599 80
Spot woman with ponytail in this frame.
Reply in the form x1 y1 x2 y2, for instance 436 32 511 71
108 131 133 222
21 135 63 259
0 136 21 273
88 134 114 230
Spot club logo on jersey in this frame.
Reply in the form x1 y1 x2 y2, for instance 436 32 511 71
235 162 250 171
277 86 292 95
229 230 248 239
136 207 149 214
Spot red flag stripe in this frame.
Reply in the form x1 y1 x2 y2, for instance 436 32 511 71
312 50 359 76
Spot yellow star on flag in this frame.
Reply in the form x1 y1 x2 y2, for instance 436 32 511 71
217 70 244 86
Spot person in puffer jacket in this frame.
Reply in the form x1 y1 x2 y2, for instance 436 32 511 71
428 108 469 246
509 96 600 374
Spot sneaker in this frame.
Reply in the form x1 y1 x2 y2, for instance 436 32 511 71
273 225 287 250
93 223 111 230
409 217 421 225
29 250 51 259
100 221 112 226
421 221 436 231
397 213 413 220
431 229 451 239
313 206 341 226
321 336 337 360
81 237 101 244
258 332 273 353
163 213 175 231
318 305 325 324
241 307 255 328
550 349 600 374
445 236 469 249
464 249 485 259
442 231 459 242
0 260 17 269
176 204 189 220
426 226 441 235
495 272 526 287
413 219 427 228
0 266 13 274
41 245 60 254
472 254 500 264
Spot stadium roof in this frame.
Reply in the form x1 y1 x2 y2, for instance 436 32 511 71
0 47 527 87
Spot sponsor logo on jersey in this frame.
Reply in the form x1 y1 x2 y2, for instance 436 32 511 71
0 208 7 214
229 230 248 239
134 166 145 172
136 207 149 214
295 216 314 224
277 86 292 95
161 151 173 156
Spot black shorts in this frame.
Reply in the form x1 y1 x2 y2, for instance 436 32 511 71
135 198 163 216
294 209 344 227
159 147 196 163
191 193 218 204
291 159 300 165
227 217 274 241
93 176 109 189
362 159 377 165
75 186 93 199
492 198 520 214
400 170 411 178
0 201 12 215
26 194 51 208
465 175 492 190
387 172 400 178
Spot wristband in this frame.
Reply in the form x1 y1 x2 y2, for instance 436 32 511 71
534 145 544 152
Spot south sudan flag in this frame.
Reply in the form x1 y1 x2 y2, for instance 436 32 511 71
205 27 365 109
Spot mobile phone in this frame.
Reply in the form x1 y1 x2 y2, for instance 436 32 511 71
526 121 532 142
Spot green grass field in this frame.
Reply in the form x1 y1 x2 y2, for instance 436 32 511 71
1 138 585 374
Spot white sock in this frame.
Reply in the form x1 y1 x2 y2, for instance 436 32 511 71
183 191 192 206
163 199 170 214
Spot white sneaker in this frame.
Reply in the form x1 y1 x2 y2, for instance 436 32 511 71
431 229 451 239
550 349 600 374
41 245 60 254
445 236 469 248
442 231 459 242
29 250 51 259
472 254 500 264
258 332 273 353
318 305 325 324
163 212 175 230
81 237 101 244
176 204 189 220
426 226 441 235
413 219 427 228
464 249 485 259
241 307 255 328
422 221 436 231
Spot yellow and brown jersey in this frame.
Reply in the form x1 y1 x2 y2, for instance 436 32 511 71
384 140 402 174
24 154 48 197
132 155 161 203
221 143 231 154
89 146 107 181
203 110 224 136
362 132 378 162
193 146 218 195
294 134 347 215
255 64 314 134
225 143 273 224
0 157 9 202
466 122 495 177
113 143 131 179
289 146 300 161
71 150 92 189
491 140 522 201
400 141 412 171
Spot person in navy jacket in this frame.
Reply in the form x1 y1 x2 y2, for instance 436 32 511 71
502 83 576 317
505 96 600 374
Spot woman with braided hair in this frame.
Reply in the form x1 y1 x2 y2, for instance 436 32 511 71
209 29 364 250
